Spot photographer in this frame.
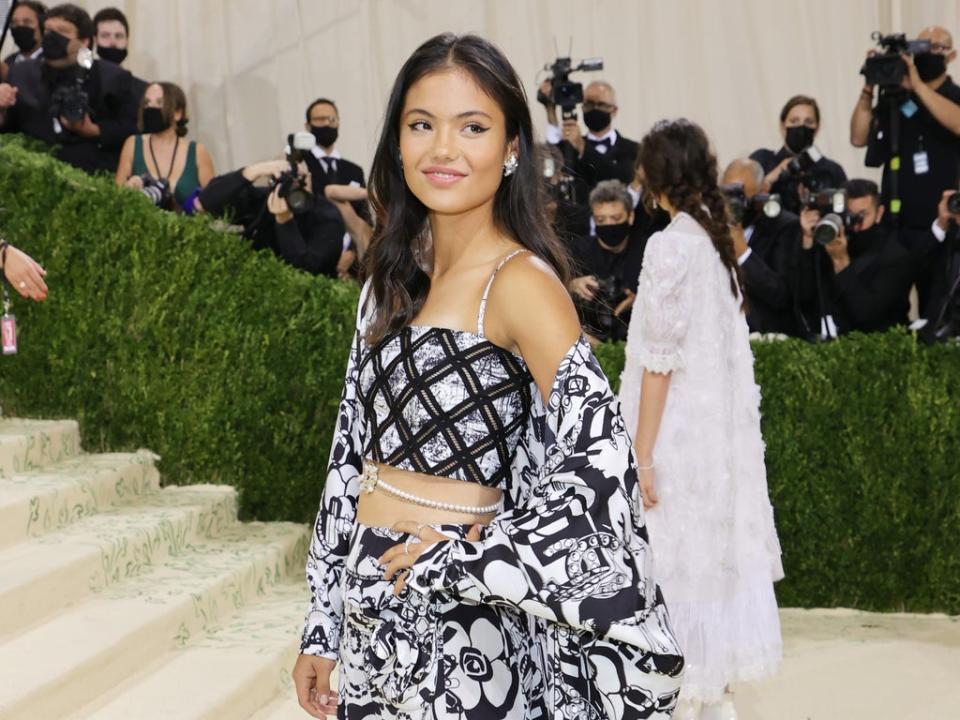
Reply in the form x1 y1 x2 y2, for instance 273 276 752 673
917 189 960 341
115 81 215 213
196 151 348 278
798 179 919 335
541 141 590 250
851 26 960 234
0 3 140 174
721 158 803 335
539 79 639 205
751 95 847 214
569 179 646 344
3 2 46 68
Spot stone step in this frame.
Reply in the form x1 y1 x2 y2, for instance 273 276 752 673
0 418 81 478
0 521 309 720
0 450 162 549
73 582 311 720
0 484 238 639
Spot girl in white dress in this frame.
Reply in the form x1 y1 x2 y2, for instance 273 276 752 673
619 119 784 720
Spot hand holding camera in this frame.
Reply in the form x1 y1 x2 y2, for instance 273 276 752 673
936 189 960 231
0 83 17 109
267 185 294 225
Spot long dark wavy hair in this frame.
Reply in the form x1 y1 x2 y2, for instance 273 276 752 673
363 33 570 344
637 119 744 303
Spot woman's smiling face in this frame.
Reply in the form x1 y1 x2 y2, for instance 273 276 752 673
399 68 515 216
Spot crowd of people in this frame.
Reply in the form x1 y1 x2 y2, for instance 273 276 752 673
1 4 959 342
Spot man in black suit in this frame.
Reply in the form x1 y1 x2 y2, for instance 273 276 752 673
722 158 803 336
918 189 960 341
798 179 922 335
539 79 639 207
0 3 140 174
302 97 370 274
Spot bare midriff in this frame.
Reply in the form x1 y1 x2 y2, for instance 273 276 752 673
356 461 503 528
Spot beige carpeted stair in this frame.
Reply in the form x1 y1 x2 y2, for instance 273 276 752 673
0 418 314 720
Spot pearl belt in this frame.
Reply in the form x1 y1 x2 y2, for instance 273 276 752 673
360 460 502 515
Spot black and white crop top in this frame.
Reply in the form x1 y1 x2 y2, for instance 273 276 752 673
357 249 532 489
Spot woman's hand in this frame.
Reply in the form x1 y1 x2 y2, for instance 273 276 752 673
267 185 294 224
379 522 482 596
291 654 338 718
124 174 144 190
639 466 658 510
3 245 47 301
569 275 598 301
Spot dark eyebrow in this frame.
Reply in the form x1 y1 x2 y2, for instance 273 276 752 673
404 108 493 121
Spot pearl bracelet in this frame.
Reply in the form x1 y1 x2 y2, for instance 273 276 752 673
360 461 501 515
637 462 655 471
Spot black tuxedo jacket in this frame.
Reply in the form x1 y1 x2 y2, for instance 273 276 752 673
1 58 140 173
305 153 370 225
741 211 802 335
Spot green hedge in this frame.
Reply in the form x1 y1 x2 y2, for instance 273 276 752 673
2 137 959 614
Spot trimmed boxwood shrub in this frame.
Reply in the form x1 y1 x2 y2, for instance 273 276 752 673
2 137 959 613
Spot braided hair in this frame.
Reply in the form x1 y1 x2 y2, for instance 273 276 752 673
637 119 744 303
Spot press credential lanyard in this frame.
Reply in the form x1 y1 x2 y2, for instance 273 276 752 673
2 285 17 355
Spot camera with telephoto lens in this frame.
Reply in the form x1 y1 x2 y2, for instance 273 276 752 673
581 274 627 341
802 188 858 246
139 174 173 208
537 53 604 120
49 47 94 125
269 132 316 215
861 32 932 89
720 183 782 225
777 145 826 191
947 191 960 215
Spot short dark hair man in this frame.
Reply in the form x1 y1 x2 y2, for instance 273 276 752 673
0 3 141 174
798 179 922 335
92 7 130 66
3 2 47 68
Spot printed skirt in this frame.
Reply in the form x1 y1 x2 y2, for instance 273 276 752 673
338 523 544 719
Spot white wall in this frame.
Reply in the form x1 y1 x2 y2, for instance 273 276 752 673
71 0 960 180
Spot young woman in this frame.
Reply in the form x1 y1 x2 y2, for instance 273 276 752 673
620 119 784 720
292 34 683 719
115 81 214 212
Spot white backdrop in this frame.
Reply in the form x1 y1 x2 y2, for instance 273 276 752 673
51 0 960 178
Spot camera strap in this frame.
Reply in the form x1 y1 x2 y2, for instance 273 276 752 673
148 135 180 184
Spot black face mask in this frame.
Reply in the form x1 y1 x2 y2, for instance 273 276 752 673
142 107 170 135
847 223 880 257
583 109 612 133
915 52 947 82
41 30 71 61
595 222 631 247
310 125 338 148
784 125 815 154
98 46 127 64
11 26 39 53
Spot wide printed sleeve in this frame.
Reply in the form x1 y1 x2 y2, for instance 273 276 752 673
406 339 681 657
299 285 368 658
633 232 694 374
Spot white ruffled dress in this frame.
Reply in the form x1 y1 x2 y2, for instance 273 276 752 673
619 212 784 704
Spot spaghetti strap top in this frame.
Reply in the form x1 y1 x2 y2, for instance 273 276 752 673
477 248 530 337
131 135 200 207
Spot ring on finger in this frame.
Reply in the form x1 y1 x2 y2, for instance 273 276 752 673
18 281 26 289
404 537 415 555
415 523 428 539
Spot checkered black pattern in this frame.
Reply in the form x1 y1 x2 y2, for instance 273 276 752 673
357 325 532 487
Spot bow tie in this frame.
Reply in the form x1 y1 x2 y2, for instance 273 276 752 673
588 137 612 148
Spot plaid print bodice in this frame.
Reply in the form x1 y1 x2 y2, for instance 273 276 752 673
357 325 532 488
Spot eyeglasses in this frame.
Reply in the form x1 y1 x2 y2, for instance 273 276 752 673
931 42 953 54
582 101 616 113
